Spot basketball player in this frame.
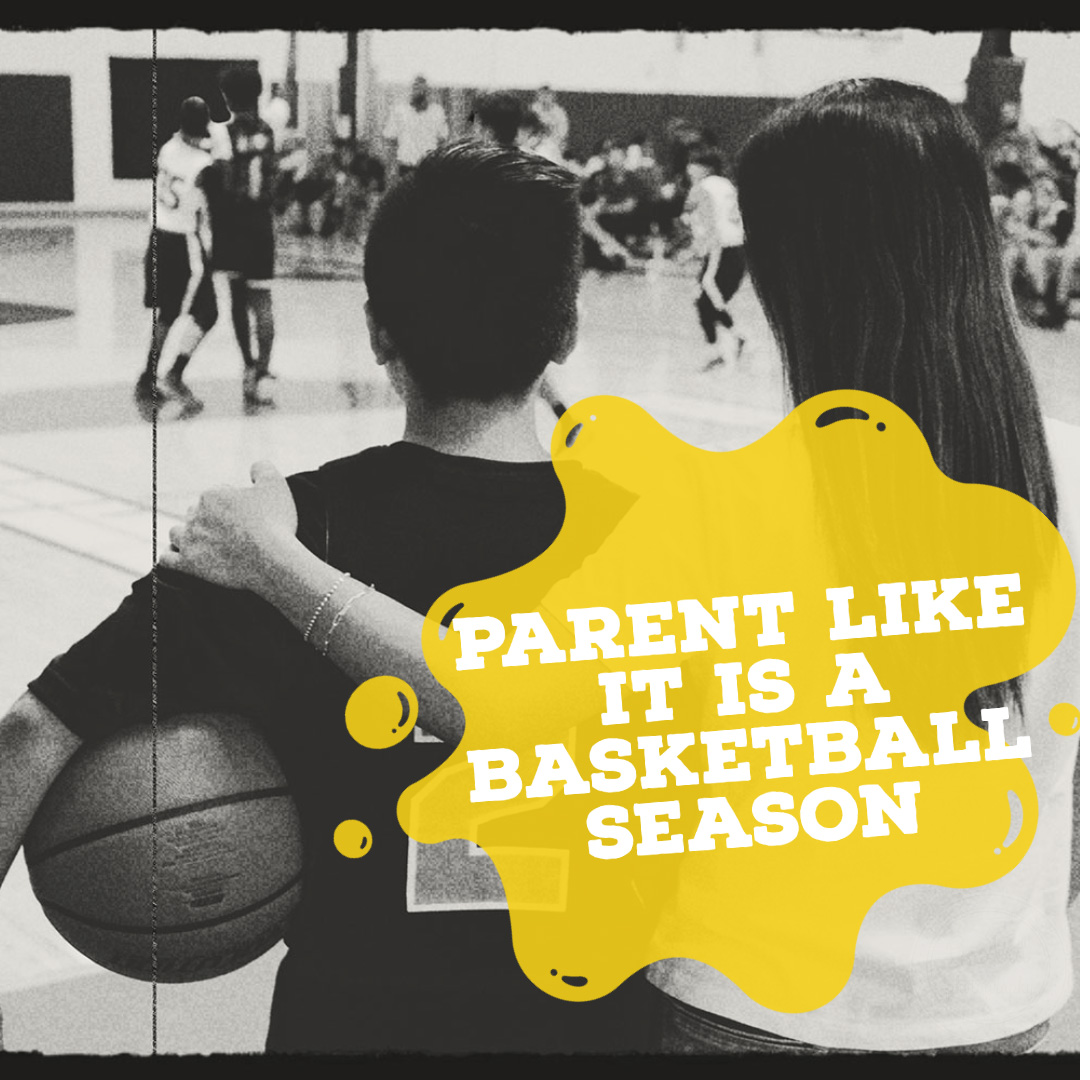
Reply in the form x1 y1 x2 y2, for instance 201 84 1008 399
209 66 279 414
135 97 218 422
686 148 746 367
0 142 653 1054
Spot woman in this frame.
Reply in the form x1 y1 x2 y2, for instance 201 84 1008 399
164 79 1078 1054
642 76 1079 1056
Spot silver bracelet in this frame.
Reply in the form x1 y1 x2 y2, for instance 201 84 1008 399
303 571 349 644
320 583 377 657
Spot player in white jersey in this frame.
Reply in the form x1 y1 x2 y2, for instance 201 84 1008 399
686 148 746 368
135 97 219 422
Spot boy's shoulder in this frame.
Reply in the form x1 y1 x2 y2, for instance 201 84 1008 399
298 442 453 493
297 443 562 491
286 445 403 529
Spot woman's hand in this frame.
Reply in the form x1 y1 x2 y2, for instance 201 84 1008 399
160 461 301 597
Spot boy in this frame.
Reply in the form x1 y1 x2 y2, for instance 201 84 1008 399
135 97 218 422
0 142 651 1054
209 66 279 414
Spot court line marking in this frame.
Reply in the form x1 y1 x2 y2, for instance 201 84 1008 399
0 519 149 578
0 459 180 576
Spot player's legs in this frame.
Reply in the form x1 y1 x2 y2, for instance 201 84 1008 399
695 258 729 368
163 318 212 421
695 262 720 343
250 282 275 375
226 206 277 414
714 247 746 311
137 230 183 420
240 280 276 413
136 318 174 421
143 318 173 380
699 248 746 368
153 244 218 420
166 268 218 385
228 275 255 366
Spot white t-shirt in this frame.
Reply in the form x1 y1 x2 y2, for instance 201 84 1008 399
153 134 212 240
383 101 449 166
648 417 1080 1051
689 175 744 254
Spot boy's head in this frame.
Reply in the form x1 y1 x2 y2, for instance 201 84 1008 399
178 97 210 144
364 141 581 405
220 66 262 113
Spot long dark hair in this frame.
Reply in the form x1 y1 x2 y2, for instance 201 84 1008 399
737 78 1058 724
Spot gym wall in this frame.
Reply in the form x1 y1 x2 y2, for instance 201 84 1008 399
0 75 74 202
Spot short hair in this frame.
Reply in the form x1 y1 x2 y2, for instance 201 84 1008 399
364 141 581 403
220 66 262 111
178 97 210 139
472 92 528 148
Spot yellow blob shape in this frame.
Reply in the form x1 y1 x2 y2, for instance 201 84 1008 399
334 819 373 859
1049 703 1080 735
346 675 418 749
399 392 1075 1012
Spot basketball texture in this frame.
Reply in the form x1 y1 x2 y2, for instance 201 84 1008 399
24 713 303 983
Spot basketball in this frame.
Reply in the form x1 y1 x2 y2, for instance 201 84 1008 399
23 713 303 984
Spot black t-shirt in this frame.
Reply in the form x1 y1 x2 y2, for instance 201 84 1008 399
220 113 277 209
28 442 653 1054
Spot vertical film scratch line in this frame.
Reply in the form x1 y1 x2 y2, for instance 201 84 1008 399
149 26 160 1057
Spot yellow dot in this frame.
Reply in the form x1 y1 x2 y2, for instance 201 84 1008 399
345 676 419 749
334 819 372 859
1048 703 1080 735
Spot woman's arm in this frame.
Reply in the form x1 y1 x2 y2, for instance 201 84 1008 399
159 462 465 744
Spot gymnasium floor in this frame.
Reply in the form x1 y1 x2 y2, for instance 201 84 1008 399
0 214 1079 1054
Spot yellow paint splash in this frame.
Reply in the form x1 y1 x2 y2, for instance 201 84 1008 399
395 392 1075 1012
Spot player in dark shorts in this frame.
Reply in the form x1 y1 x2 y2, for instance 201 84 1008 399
209 67 278 414
136 97 218 422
